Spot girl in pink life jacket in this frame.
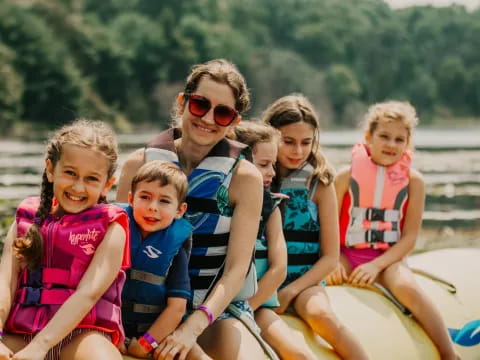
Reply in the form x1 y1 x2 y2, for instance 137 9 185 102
230 121 315 360
264 94 368 360
0 119 130 360
326 101 459 360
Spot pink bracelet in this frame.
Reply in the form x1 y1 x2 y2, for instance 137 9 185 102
0 330 3 340
198 305 214 325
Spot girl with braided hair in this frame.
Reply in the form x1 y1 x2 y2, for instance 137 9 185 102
0 119 130 360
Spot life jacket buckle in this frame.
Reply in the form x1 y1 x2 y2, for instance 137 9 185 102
22 287 42 306
366 208 385 221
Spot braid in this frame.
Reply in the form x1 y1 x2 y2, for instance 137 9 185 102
13 172 54 270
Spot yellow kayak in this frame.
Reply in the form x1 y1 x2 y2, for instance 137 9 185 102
124 248 480 359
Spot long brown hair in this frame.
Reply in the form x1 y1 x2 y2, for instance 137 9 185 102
228 120 280 151
262 94 335 187
14 119 118 270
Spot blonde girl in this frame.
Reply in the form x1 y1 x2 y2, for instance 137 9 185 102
326 101 458 359
231 121 315 360
264 94 368 360
0 119 129 360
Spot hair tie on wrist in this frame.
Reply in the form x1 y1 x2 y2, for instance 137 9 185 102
198 305 214 325
138 336 154 353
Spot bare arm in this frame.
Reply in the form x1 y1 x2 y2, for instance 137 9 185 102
21 222 126 354
116 148 145 202
370 169 425 271
248 208 287 311
0 222 20 331
181 159 263 334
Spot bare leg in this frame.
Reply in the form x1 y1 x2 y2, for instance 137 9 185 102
255 307 315 360
381 262 459 360
294 285 369 360
60 331 122 360
1 333 28 353
197 318 265 360
187 343 213 360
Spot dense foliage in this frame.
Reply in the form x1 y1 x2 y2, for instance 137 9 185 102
1 0 479 132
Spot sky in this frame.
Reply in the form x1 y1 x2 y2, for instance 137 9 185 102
385 0 480 10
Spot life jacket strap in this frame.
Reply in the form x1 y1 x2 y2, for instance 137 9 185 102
128 269 165 286
347 230 399 247
122 301 162 314
16 287 73 305
351 207 400 222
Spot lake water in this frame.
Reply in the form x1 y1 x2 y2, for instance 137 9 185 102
1 128 479 251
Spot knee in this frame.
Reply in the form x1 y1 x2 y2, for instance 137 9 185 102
390 281 422 305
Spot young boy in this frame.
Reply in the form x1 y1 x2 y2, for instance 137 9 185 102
118 160 192 359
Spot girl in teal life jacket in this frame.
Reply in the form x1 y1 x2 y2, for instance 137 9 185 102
0 120 129 360
264 94 368 360
231 121 315 360
326 101 458 360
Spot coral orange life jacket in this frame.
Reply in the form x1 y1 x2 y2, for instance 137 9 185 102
339 143 411 250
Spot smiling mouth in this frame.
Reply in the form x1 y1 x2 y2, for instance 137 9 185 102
194 123 215 133
65 193 85 202
144 217 160 224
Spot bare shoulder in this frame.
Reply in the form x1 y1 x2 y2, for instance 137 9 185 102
335 167 351 185
233 158 262 182
409 168 424 187
124 148 145 169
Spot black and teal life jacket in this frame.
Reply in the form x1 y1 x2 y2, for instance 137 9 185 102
278 162 321 287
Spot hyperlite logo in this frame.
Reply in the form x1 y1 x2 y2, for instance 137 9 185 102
69 228 100 245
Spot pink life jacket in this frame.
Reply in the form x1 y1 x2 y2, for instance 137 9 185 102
5 197 130 346
339 143 411 250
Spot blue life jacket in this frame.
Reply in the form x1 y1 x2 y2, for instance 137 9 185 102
118 203 192 335
145 128 257 308
254 189 285 307
278 162 321 287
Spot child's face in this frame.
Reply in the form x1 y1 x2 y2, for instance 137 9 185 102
366 120 410 166
277 122 315 170
128 180 187 239
45 144 114 216
253 141 277 187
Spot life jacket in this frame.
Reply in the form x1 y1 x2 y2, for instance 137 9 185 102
118 204 192 336
254 189 285 307
5 197 130 346
339 143 411 250
277 162 320 287
145 128 257 309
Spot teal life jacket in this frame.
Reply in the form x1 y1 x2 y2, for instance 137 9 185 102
278 162 321 287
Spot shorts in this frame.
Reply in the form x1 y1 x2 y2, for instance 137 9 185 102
23 328 110 360
216 300 255 323
342 247 384 270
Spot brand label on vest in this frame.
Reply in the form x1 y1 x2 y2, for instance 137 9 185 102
143 245 162 259
69 228 100 255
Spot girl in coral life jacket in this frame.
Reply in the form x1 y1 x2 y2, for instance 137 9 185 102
325 101 459 360
0 119 130 360
264 94 368 360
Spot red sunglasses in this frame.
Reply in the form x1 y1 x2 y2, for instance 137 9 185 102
184 93 239 127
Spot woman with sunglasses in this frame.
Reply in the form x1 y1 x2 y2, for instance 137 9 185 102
116 59 267 360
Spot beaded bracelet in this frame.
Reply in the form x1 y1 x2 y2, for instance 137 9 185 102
198 305 214 325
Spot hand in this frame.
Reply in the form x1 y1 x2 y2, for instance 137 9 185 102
12 341 48 360
117 340 128 355
153 324 198 360
127 337 150 359
274 285 300 314
347 262 381 288
324 263 348 285
0 342 14 360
